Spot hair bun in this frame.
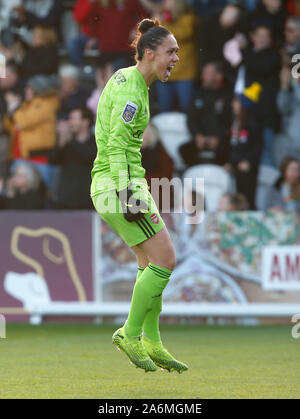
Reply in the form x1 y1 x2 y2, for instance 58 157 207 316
138 18 159 34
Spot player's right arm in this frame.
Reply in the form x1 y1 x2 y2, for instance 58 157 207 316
106 89 148 221
107 92 140 192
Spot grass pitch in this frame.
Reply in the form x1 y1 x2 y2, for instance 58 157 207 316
0 323 299 399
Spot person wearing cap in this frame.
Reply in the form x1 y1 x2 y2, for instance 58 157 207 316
224 82 263 209
4 74 59 189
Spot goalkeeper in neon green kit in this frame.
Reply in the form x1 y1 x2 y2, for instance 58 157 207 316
91 18 188 373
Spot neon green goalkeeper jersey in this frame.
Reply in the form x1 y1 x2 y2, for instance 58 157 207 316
91 66 150 196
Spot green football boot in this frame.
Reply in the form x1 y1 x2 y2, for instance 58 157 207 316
142 335 188 373
112 327 157 372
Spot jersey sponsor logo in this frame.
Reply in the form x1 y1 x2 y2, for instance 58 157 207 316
114 70 126 84
122 101 138 123
150 213 159 224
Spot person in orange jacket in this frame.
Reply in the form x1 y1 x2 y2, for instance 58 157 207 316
4 75 60 188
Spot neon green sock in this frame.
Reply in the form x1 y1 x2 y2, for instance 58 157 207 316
136 267 164 342
136 267 144 280
143 291 162 343
125 264 172 338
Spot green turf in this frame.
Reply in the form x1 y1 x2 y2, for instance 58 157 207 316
0 324 299 399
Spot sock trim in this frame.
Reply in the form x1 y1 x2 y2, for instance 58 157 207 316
149 263 173 276
149 264 171 279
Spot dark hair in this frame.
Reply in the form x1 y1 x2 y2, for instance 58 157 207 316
71 107 95 127
6 59 19 75
275 156 300 189
227 193 249 211
287 16 300 30
203 61 225 76
250 24 273 40
220 193 249 211
277 156 300 200
281 156 300 177
132 18 171 61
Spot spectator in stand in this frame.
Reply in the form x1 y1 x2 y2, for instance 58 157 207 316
189 0 228 18
0 1 22 50
86 66 106 117
1 86 23 176
225 82 263 210
19 26 59 79
248 0 286 47
3 75 59 189
282 16 300 61
286 0 300 17
273 64 300 167
57 64 91 120
264 156 300 212
141 122 174 210
48 108 97 210
244 1 261 12
70 0 162 67
198 0 246 81
241 24 281 167
0 160 46 210
0 1 21 32
179 61 233 168
70 0 153 86
0 60 24 119
67 0 99 67
218 192 249 211
9 0 62 45
0 119 10 178
155 0 200 112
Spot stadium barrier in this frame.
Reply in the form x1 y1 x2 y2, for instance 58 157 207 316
26 302 300 325
1 211 300 324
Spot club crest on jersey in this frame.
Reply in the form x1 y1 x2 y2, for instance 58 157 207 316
150 213 159 224
122 101 138 123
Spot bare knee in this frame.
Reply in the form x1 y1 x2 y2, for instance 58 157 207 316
131 245 149 269
138 227 176 271
149 248 176 271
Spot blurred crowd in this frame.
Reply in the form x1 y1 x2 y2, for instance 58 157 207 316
0 0 300 213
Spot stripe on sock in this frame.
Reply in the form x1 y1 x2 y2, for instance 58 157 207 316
149 263 173 276
149 264 171 279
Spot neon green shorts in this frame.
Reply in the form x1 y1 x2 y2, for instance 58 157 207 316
92 189 165 247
